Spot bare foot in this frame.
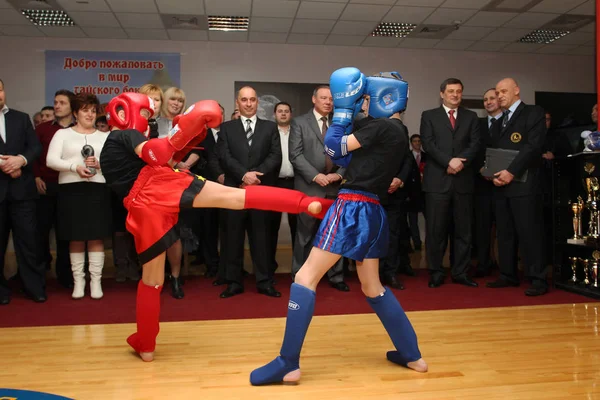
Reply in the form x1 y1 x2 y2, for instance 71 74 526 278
407 358 428 373
140 351 154 362
307 201 322 215
282 369 301 384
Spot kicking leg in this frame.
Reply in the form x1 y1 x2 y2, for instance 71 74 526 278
127 252 166 362
250 247 341 385
357 258 427 373
192 181 332 218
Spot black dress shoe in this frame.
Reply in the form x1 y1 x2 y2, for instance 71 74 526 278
525 286 548 296
212 278 228 286
428 276 444 288
382 276 404 290
0 296 10 305
220 284 244 298
452 276 478 287
486 279 519 288
330 281 350 292
258 286 281 297
29 293 47 303
170 275 185 299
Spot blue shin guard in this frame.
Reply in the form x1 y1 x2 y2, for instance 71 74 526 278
366 288 421 367
250 283 316 385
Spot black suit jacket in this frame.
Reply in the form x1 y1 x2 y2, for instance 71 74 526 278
474 116 497 195
217 118 282 188
0 108 41 202
490 101 545 197
193 128 223 182
420 106 481 194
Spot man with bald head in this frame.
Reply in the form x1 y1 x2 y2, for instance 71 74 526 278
485 78 548 296
216 86 283 298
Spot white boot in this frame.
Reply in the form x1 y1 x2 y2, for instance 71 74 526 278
88 252 105 300
71 252 86 299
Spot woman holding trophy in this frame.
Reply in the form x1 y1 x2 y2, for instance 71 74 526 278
46 93 111 300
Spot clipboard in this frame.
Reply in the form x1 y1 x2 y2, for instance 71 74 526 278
481 148 528 183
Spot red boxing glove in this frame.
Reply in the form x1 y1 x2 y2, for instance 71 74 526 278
168 100 223 151
141 138 175 166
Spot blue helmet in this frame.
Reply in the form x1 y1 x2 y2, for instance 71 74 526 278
365 72 409 118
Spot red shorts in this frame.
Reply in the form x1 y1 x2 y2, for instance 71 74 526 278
124 165 206 264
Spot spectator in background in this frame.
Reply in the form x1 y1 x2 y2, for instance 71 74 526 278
46 93 111 300
34 89 76 289
0 78 44 305
157 87 185 138
95 116 110 133
33 112 42 127
231 108 240 120
139 84 163 140
40 106 54 124
407 134 425 251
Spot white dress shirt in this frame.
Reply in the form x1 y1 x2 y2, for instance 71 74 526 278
442 104 457 120
504 99 522 123
212 127 220 143
0 104 8 143
241 114 257 135
278 125 294 178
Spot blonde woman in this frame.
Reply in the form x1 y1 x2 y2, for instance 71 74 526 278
47 93 110 299
157 87 185 138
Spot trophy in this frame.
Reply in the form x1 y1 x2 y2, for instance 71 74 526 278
591 251 600 289
81 144 96 176
579 258 591 286
568 256 579 284
568 196 584 243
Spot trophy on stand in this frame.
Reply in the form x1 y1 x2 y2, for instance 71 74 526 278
584 176 600 239
579 258 591 286
81 144 96 176
568 196 585 244
568 256 579 284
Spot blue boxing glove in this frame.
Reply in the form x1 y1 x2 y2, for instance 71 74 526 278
365 72 409 118
334 153 353 168
330 67 367 128
324 124 350 160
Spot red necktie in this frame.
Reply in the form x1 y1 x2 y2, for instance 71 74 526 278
449 109 456 130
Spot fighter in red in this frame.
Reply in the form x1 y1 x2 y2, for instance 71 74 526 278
100 92 332 362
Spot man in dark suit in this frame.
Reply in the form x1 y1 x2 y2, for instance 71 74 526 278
380 117 418 289
407 134 426 251
0 78 44 304
473 88 502 277
289 85 348 291
183 104 225 279
217 86 282 298
420 78 481 288
486 78 548 296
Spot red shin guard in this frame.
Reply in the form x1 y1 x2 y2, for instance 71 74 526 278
244 185 333 219
127 280 162 354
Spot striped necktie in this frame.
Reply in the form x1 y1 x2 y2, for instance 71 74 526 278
246 119 253 146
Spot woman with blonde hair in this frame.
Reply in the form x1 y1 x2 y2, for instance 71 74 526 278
47 93 111 300
157 87 185 138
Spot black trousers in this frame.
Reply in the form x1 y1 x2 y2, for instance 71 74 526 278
269 177 297 275
381 199 410 278
221 208 272 289
474 191 495 273
495 194 547 288
36 182 71 285
407 211 421 247
425 191 473 279
0 199 46 298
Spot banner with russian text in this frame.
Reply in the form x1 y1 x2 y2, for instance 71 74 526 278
45 50 181 106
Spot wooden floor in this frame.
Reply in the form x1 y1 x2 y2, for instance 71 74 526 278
1 303 599 399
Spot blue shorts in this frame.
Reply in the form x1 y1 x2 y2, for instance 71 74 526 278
314 189 389 261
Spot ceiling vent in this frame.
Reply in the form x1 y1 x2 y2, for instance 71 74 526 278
161 14 208 30
408 24 456 39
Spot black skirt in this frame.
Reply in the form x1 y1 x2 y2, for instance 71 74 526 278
57 182 112 241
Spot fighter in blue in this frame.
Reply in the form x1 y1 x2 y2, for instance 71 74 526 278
250 67 428 385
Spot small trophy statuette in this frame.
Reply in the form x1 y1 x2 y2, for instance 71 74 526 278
568 256 578 284
81 144 96 176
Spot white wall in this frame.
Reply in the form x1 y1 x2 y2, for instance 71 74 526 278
0 36 595 135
